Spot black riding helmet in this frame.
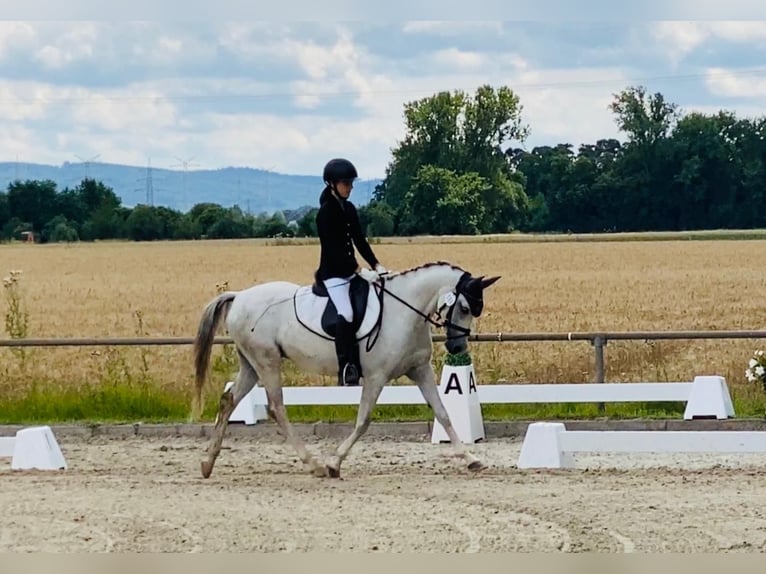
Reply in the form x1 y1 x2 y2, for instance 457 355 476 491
323 158 358 184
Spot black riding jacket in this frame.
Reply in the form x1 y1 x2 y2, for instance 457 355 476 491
315 192 379 280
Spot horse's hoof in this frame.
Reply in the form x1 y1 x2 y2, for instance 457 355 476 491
467 460 486 472
311 465 329 478
201 461 213 479
327 465 341 479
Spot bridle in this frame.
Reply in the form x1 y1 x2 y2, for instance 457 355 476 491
372 271 479 342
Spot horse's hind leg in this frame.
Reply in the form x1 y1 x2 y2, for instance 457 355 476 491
257 358 326 476
326 373 386 478
200 349 258 479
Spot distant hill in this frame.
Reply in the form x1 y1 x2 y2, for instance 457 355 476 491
0 161 382 215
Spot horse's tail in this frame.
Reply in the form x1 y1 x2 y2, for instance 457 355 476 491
192 291 237 420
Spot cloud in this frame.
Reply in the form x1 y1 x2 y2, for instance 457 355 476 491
0 21 38 60
32 22 100 69
705 67 766 98
652 21 766 65
401 21 504 36
429 48 487 71
0 20 764 182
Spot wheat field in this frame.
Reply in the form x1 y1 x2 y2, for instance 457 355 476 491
2 236 766 415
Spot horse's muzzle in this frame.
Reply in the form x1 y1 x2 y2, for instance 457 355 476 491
445 337 467 355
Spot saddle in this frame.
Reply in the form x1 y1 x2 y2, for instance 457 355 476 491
293 272 383 340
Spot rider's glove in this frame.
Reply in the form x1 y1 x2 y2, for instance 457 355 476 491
375 264 389 275
358 267 380 282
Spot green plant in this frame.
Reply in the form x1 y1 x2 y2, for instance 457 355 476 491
3 269 29 339
444 350 472 366
131 308 153 382
3 269 30 370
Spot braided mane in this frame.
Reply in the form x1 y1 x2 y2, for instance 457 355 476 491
386 260 465 279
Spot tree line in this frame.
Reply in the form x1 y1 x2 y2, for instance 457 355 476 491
370 84 766 235
2 84 765 243
0 178 310 242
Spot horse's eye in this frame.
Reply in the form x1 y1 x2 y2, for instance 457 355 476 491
460 304 470 314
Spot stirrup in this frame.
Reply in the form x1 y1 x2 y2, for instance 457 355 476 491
341 362 360 386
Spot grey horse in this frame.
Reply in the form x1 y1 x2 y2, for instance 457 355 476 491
192 260 500 479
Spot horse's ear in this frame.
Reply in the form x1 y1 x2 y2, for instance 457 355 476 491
480 275 501 289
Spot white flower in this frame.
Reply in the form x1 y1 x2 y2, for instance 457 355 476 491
749 358 758 368
756 366 764 377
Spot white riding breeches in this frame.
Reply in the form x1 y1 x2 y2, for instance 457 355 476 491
323 275 355 323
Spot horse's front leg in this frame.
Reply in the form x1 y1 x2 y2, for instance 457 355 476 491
325 374 386 478
407 362 485 472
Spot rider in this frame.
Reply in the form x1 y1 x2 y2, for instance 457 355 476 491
315 158 388 386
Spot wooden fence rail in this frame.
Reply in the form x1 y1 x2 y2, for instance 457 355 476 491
3 330 766 386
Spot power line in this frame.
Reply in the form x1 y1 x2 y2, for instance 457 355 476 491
4 67 766 105
171 156 201 212
135 157 166 206
74 153 100 179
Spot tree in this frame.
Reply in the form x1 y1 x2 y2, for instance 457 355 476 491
514 145 575 232
731 117 766 228
376 84 530 234
296 208 319 237
173 213 204 239
43 215 79 243
255 212 294 238
358 201 395 237
126 205 165 241
54 188 88 226
666 111 736 229
206 207 252 239
398 166 489 235
7 179 58 233
188 203 227 236
75 178 122 213
608 86 681 231
0 192 9 233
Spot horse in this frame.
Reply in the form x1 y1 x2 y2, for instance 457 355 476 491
192 260 501 479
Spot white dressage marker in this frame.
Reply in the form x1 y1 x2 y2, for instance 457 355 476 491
223 381 267 425
431 363 485 444
517 421 766 469
0 426 67 471
681 375 734 419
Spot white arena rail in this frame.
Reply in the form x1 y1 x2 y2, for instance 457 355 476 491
225 374 736 444
517 421 766 469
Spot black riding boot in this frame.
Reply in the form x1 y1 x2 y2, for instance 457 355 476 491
335 317 361 386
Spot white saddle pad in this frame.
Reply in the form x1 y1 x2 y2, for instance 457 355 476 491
293 282 382 340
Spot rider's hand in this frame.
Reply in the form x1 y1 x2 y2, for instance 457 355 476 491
358 267 379 282
375 263 389 275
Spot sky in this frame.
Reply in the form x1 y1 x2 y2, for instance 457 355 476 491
2 15 766 179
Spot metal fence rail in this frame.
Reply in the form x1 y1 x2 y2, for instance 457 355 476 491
3 330 766 386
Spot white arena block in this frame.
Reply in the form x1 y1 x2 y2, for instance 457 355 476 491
431 364 485 444
559 430 766 454
683 375 735 420
10 426 67 471
0 436 15 457
517 422 573 469
225 381 268 425
517 422 766 470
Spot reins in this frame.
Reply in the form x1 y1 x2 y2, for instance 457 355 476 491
373 274 473 341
